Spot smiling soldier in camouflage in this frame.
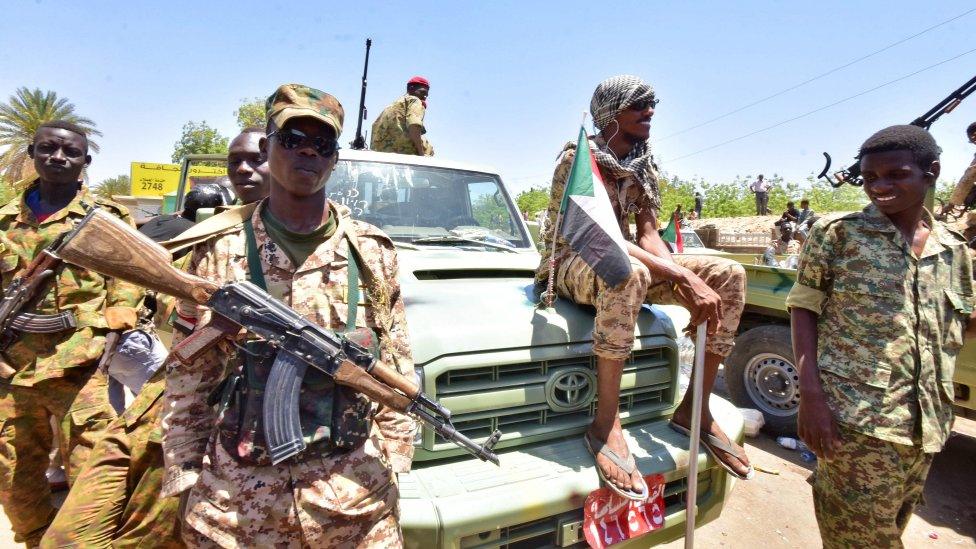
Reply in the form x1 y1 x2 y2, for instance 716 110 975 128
790 125 976 548
161 83 416 548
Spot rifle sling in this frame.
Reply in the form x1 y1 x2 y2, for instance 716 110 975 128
245 216 362 330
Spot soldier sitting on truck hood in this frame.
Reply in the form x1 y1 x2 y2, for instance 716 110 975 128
536 75 753 501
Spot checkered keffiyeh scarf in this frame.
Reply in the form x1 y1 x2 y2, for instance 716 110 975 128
588 75 661 211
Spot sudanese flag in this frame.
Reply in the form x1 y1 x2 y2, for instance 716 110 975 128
660 209 683 253
556 127 632 287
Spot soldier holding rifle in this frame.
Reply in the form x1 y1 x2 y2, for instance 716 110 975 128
0 121 142 547
159 84 417 547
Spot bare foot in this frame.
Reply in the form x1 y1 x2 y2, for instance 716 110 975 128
587 420 644 493
672 407 751 478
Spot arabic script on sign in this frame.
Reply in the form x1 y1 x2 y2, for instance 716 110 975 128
583 474 666 549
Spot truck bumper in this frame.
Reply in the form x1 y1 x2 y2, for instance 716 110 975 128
399 395 744 548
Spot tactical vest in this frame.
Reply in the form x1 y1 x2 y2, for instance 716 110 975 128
214 219 375 465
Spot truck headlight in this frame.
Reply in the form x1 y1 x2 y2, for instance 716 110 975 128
413 367 425 445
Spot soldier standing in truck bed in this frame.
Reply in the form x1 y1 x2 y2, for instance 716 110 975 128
939 121 976 243
370 76 434 156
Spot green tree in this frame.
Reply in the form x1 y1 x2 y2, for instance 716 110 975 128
516 186 550 218
0 87 101 182
234 98 265 130
93 174 131 199
171 121 229 163
0 175 14 204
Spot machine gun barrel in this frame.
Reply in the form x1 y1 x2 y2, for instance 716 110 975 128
821 73 976 187
350 38 373 150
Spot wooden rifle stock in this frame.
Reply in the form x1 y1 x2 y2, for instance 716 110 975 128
59 209 218 305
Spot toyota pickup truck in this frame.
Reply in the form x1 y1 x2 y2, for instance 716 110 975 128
172 151 743 548
720 261 976 435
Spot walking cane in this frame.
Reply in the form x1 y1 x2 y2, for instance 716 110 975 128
684 322 707 548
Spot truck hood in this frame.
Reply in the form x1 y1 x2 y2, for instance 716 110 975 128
397 248 678 365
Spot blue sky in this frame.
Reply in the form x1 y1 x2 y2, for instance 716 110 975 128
2 0 975 196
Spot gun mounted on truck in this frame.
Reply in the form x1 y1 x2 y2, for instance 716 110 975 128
819 74 976 187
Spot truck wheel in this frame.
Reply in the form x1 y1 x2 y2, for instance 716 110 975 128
725 325 798 436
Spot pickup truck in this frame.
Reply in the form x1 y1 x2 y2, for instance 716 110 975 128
172 151 743 548
720 261 976 435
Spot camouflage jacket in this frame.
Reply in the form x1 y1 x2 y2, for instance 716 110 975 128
0 183 143 386
161 199 416 496
947 151 976 206
370 94 434 156
535 139 657 286
787 204 973 452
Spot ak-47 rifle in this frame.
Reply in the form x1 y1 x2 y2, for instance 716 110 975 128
57 208 501 466
819 74 976 187
0 227 83 379
350 38 373 150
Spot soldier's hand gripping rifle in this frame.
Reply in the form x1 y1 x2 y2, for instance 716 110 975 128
0 226 83 379
819 74 976 187
57 208 502 466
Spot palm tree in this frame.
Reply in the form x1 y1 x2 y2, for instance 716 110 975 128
0 87 101 183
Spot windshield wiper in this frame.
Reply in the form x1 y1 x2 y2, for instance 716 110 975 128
411 236 517 252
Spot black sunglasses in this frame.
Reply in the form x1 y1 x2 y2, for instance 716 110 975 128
629 98 660 111
268 128 340 156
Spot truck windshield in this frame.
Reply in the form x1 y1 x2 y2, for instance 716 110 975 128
327 159 530 249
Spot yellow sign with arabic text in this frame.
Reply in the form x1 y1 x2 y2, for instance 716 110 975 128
129 162 227 197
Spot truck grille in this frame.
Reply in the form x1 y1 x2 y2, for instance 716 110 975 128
458 471 712 548
433 348 674 448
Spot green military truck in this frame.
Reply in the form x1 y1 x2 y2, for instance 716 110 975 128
172 150 743 548
722 262 976 435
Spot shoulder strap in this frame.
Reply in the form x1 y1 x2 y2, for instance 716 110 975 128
345 244 360 331
162 202 259 254
243 218 268 291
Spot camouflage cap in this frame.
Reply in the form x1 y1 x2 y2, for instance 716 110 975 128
265 84 344 137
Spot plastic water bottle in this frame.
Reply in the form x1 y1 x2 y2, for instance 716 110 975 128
776 436 799 450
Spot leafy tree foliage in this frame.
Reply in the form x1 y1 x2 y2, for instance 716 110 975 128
93 174 131 199
234 98 265 130
0 87 101 182
171 121 229 163
515 186 550 218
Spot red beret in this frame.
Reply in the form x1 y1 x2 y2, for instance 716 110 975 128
407 76 430 87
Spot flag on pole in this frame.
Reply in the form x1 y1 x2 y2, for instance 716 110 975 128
554 126 633 287
661 209 684 253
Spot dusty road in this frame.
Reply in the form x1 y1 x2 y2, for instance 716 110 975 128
661 417 976 549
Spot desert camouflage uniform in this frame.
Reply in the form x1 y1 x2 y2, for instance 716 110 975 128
787 205 973 547
40 370 182 548
0 183 142 546
370 95 434 156
162 200 415 548
946 151 976 242
535 143 745 359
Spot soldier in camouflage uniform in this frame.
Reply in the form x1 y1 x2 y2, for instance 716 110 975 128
938 121 976 242
536 76 752 499
39 133 275 548
162 84 416 548
0 121 143 546
789 125 974 548
370 76 434 156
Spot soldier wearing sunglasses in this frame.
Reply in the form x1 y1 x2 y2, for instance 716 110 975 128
162 84 417 548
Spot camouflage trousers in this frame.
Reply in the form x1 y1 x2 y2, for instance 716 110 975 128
810 426 933 549
0 367 116 547
555 252 746 359
40 375 182 548
182 436 402 548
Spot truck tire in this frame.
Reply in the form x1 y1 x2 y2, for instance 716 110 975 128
725 325 798 436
